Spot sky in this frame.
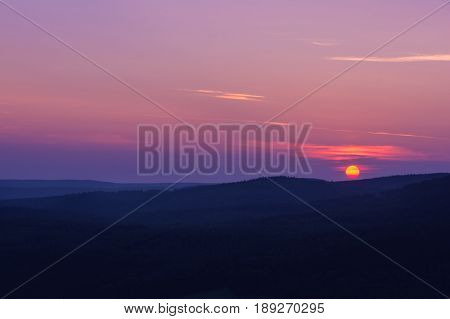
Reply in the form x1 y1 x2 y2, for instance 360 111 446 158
1 0 450 182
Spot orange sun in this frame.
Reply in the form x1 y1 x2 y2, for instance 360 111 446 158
345 165 360 179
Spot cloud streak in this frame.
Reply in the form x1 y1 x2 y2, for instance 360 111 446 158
366 131 448 140
186 89 265 102
329 54 450 63
312 41 338 47
314 127 448 141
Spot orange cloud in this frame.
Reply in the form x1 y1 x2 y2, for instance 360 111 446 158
330 54 450 63
185 89 265 102
304 144 423 161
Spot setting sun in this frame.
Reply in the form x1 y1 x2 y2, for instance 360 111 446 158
345 165 361 179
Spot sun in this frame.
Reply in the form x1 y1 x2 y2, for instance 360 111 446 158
345 165 360 179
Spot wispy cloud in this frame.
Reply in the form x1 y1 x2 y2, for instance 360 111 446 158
366 131 447 140
298 38 339 47
268 33 338 47
304 144 423 161
314 127 448 141
311 41 338 47
185 89 265 102
329 54 450 63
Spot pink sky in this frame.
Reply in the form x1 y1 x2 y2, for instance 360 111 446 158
1 0 449 181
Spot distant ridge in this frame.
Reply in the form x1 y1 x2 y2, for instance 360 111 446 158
0 173 447 201
0 180 209 200
1 173 448 223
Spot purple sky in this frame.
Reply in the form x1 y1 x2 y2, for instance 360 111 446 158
1 0 450 182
